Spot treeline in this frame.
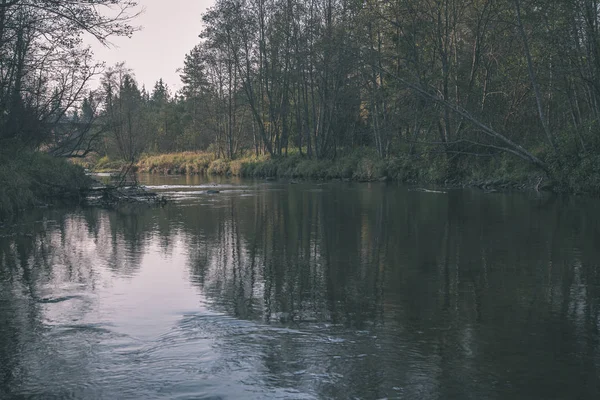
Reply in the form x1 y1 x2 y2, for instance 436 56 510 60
96 0 600 190
4 1 600 191
195 0 600 177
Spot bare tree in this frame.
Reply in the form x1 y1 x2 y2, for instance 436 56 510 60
0 0 141 150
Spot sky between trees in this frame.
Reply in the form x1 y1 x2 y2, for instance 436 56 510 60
84 0 214 91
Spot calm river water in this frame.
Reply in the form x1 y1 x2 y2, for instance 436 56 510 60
1 176 599 399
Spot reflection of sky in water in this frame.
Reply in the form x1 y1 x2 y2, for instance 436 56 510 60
1 177 600 399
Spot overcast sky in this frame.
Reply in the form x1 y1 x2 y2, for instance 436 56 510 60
85 0 214 92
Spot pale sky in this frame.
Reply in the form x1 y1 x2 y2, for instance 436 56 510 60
85 0 214 93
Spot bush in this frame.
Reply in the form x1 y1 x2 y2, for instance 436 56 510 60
353 157 386 181
275 154 302 176
294 159 332 179
0 161 34 219
0 151 91 220
95 155 125 172
387 154 421 182
251 159 279 177
550 151 600 194
97 146 585 192
328 153 360 179
208 158 230 175
229 159 243 176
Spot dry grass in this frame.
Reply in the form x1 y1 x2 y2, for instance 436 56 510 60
137 152 215 175
125 150 391 180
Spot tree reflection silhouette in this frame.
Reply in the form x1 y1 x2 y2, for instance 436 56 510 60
1 185 599 398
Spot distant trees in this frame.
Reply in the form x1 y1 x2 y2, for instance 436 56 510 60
179 45 212 151
101 64 149 168
4 0 597 184
141 0 599 181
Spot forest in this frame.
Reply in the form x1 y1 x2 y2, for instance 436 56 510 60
3 0 600 216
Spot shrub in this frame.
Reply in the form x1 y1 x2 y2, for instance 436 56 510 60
353 157 386 181
208 158 230 175
387 154 420 182
251 159 279 177
0 151 91 220
229 159 244 176
95 155 125 172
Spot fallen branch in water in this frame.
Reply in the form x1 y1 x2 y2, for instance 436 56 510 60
86 184 167 207
410 188 447 194
534 176 544 192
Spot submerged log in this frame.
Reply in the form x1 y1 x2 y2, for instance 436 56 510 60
410 188 447 194
86 185 167 207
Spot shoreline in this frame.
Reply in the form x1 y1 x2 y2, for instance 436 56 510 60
91 151 560 195
0 149 583 224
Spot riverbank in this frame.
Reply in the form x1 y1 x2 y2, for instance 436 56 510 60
0 151 92 221
91 150 555 192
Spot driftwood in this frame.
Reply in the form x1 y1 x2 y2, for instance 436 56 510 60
410 188 448 194
86 185 167 207
534 176 544 192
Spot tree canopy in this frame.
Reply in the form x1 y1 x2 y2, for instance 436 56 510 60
6 0 600 187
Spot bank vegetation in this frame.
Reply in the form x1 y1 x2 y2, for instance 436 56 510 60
89 0 600 194
4 0 600 219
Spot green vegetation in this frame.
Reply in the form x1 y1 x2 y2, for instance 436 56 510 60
0 150 91 220
4 0 600 201
94 149 546 191
81 0 600 195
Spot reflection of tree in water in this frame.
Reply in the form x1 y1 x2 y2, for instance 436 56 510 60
186 185 387 328
0 206 156 396
101 206 153 276
379 191 600 399
185 187 600 398
1 186 600 398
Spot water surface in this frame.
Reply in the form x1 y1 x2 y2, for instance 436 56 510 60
1 175 599 399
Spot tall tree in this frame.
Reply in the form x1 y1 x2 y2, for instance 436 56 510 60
0 0 140 151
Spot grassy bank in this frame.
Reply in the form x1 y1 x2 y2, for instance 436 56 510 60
92 149 549 191
134 151 391 181
0 150 92 220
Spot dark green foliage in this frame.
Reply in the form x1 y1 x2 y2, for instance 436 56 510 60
0 151 91 220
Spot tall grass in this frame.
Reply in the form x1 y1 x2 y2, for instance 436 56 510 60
93 148 548 191
137 152 215 175
128 149 391 180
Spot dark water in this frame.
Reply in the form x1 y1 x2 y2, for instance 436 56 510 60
1 176 600 399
